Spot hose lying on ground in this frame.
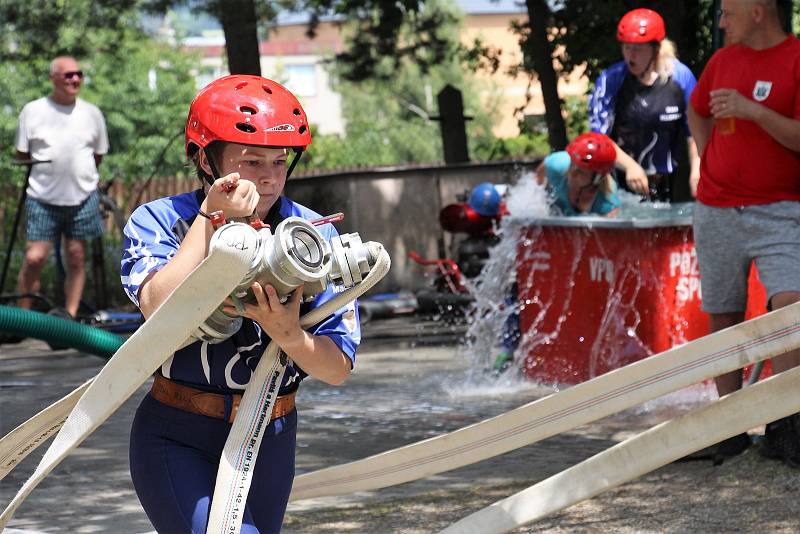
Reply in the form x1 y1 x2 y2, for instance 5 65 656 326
0 231 390 534
0 305 124 359
0 234 256 529
441 364 800 534
289 301 800 501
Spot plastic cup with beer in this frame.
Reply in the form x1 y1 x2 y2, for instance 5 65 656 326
716 116 735 135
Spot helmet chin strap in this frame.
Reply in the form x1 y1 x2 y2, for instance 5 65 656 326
287 148 304 178
205 150 221 186
639 42 659 83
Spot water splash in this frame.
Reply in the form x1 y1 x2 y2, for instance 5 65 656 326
635 382 718 415
444 174 552 396
616 190 694 220
447 172 709 409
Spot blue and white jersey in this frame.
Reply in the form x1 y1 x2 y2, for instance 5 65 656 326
121 189 361 396
589 59 697 176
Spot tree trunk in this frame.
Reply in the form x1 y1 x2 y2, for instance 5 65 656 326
213 0 262 75
524 0 568 151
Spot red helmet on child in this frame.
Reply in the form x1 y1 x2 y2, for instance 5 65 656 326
185 74 312 157
617 8 666 44
566 133 616 175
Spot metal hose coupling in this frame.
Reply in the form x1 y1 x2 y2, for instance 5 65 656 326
195 216 377 343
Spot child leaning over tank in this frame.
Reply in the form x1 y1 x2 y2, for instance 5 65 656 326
535 132 621 218
493 132 621 372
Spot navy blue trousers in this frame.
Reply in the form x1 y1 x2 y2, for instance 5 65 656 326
130 393 297 533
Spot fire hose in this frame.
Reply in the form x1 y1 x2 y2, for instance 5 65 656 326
442 364 800 533
288 301 800 501
0 214 390 533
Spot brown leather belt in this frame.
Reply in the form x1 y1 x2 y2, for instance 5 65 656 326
151 374 296 424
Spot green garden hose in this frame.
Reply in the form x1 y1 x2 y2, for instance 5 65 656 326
0 305 123 359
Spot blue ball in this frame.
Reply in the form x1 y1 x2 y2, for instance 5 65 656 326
468 182 501 216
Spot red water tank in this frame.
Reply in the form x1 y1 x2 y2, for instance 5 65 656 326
515 218 767 385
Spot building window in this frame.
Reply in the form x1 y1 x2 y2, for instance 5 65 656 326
283 64 317 97
196 65 225 90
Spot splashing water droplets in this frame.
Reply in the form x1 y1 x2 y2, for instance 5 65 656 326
445 175 552 395
444 173 709 407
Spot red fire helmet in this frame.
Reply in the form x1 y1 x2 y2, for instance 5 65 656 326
617 8 666 44
185 74 312 157
566 133 617 175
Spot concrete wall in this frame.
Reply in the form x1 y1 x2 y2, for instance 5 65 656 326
286 159 538 293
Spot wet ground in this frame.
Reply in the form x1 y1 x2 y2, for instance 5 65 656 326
1 320 800 533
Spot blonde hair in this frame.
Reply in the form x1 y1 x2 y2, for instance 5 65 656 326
653 38 676 80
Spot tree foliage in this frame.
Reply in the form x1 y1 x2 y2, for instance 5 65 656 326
142 0 474 79
0 1 198 213
549 0 716 83
0 0 138 60
302 0 501 169
143 0 277 74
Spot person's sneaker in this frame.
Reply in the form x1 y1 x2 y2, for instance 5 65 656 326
759 414 800 468
491 351 513 373
676 432 750 465
712 432 751 466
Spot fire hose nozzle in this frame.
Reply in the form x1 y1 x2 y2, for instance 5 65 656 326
194 218 379 343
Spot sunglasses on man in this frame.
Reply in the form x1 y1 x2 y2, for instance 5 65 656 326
62 71 83 80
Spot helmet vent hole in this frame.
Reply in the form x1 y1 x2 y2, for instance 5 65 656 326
239 106 257 115
262 84 273 94
293 108 301 116
235 122 257 134
235 82 248 90
298 125 307 134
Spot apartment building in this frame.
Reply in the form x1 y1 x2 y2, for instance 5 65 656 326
171 1 588 138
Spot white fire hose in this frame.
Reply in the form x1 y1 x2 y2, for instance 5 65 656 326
3 216 799 531
0 379 92 481
206 221 390 534
0 216 390 533
441 364 800 533
289 301 800 501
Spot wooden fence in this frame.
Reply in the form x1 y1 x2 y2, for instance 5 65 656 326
1 159 540 295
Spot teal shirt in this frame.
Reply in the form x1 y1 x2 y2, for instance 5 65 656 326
544 151 620 216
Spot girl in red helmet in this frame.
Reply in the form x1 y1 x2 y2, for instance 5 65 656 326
535 132 621 217
589 8 701 202
121 75 359 533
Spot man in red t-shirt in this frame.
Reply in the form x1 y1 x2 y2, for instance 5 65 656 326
689 0 800 466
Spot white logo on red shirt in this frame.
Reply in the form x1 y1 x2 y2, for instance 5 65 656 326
753 81 772 102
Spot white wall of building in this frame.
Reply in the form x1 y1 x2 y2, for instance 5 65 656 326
193 51 344 136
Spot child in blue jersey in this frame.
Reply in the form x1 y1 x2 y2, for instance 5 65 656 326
121 75 360 533
535 132 621 217
589 8 700 201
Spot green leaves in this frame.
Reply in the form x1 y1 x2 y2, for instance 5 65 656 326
0 1 197 218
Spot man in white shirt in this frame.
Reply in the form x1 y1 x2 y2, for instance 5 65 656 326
15 56 109 317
